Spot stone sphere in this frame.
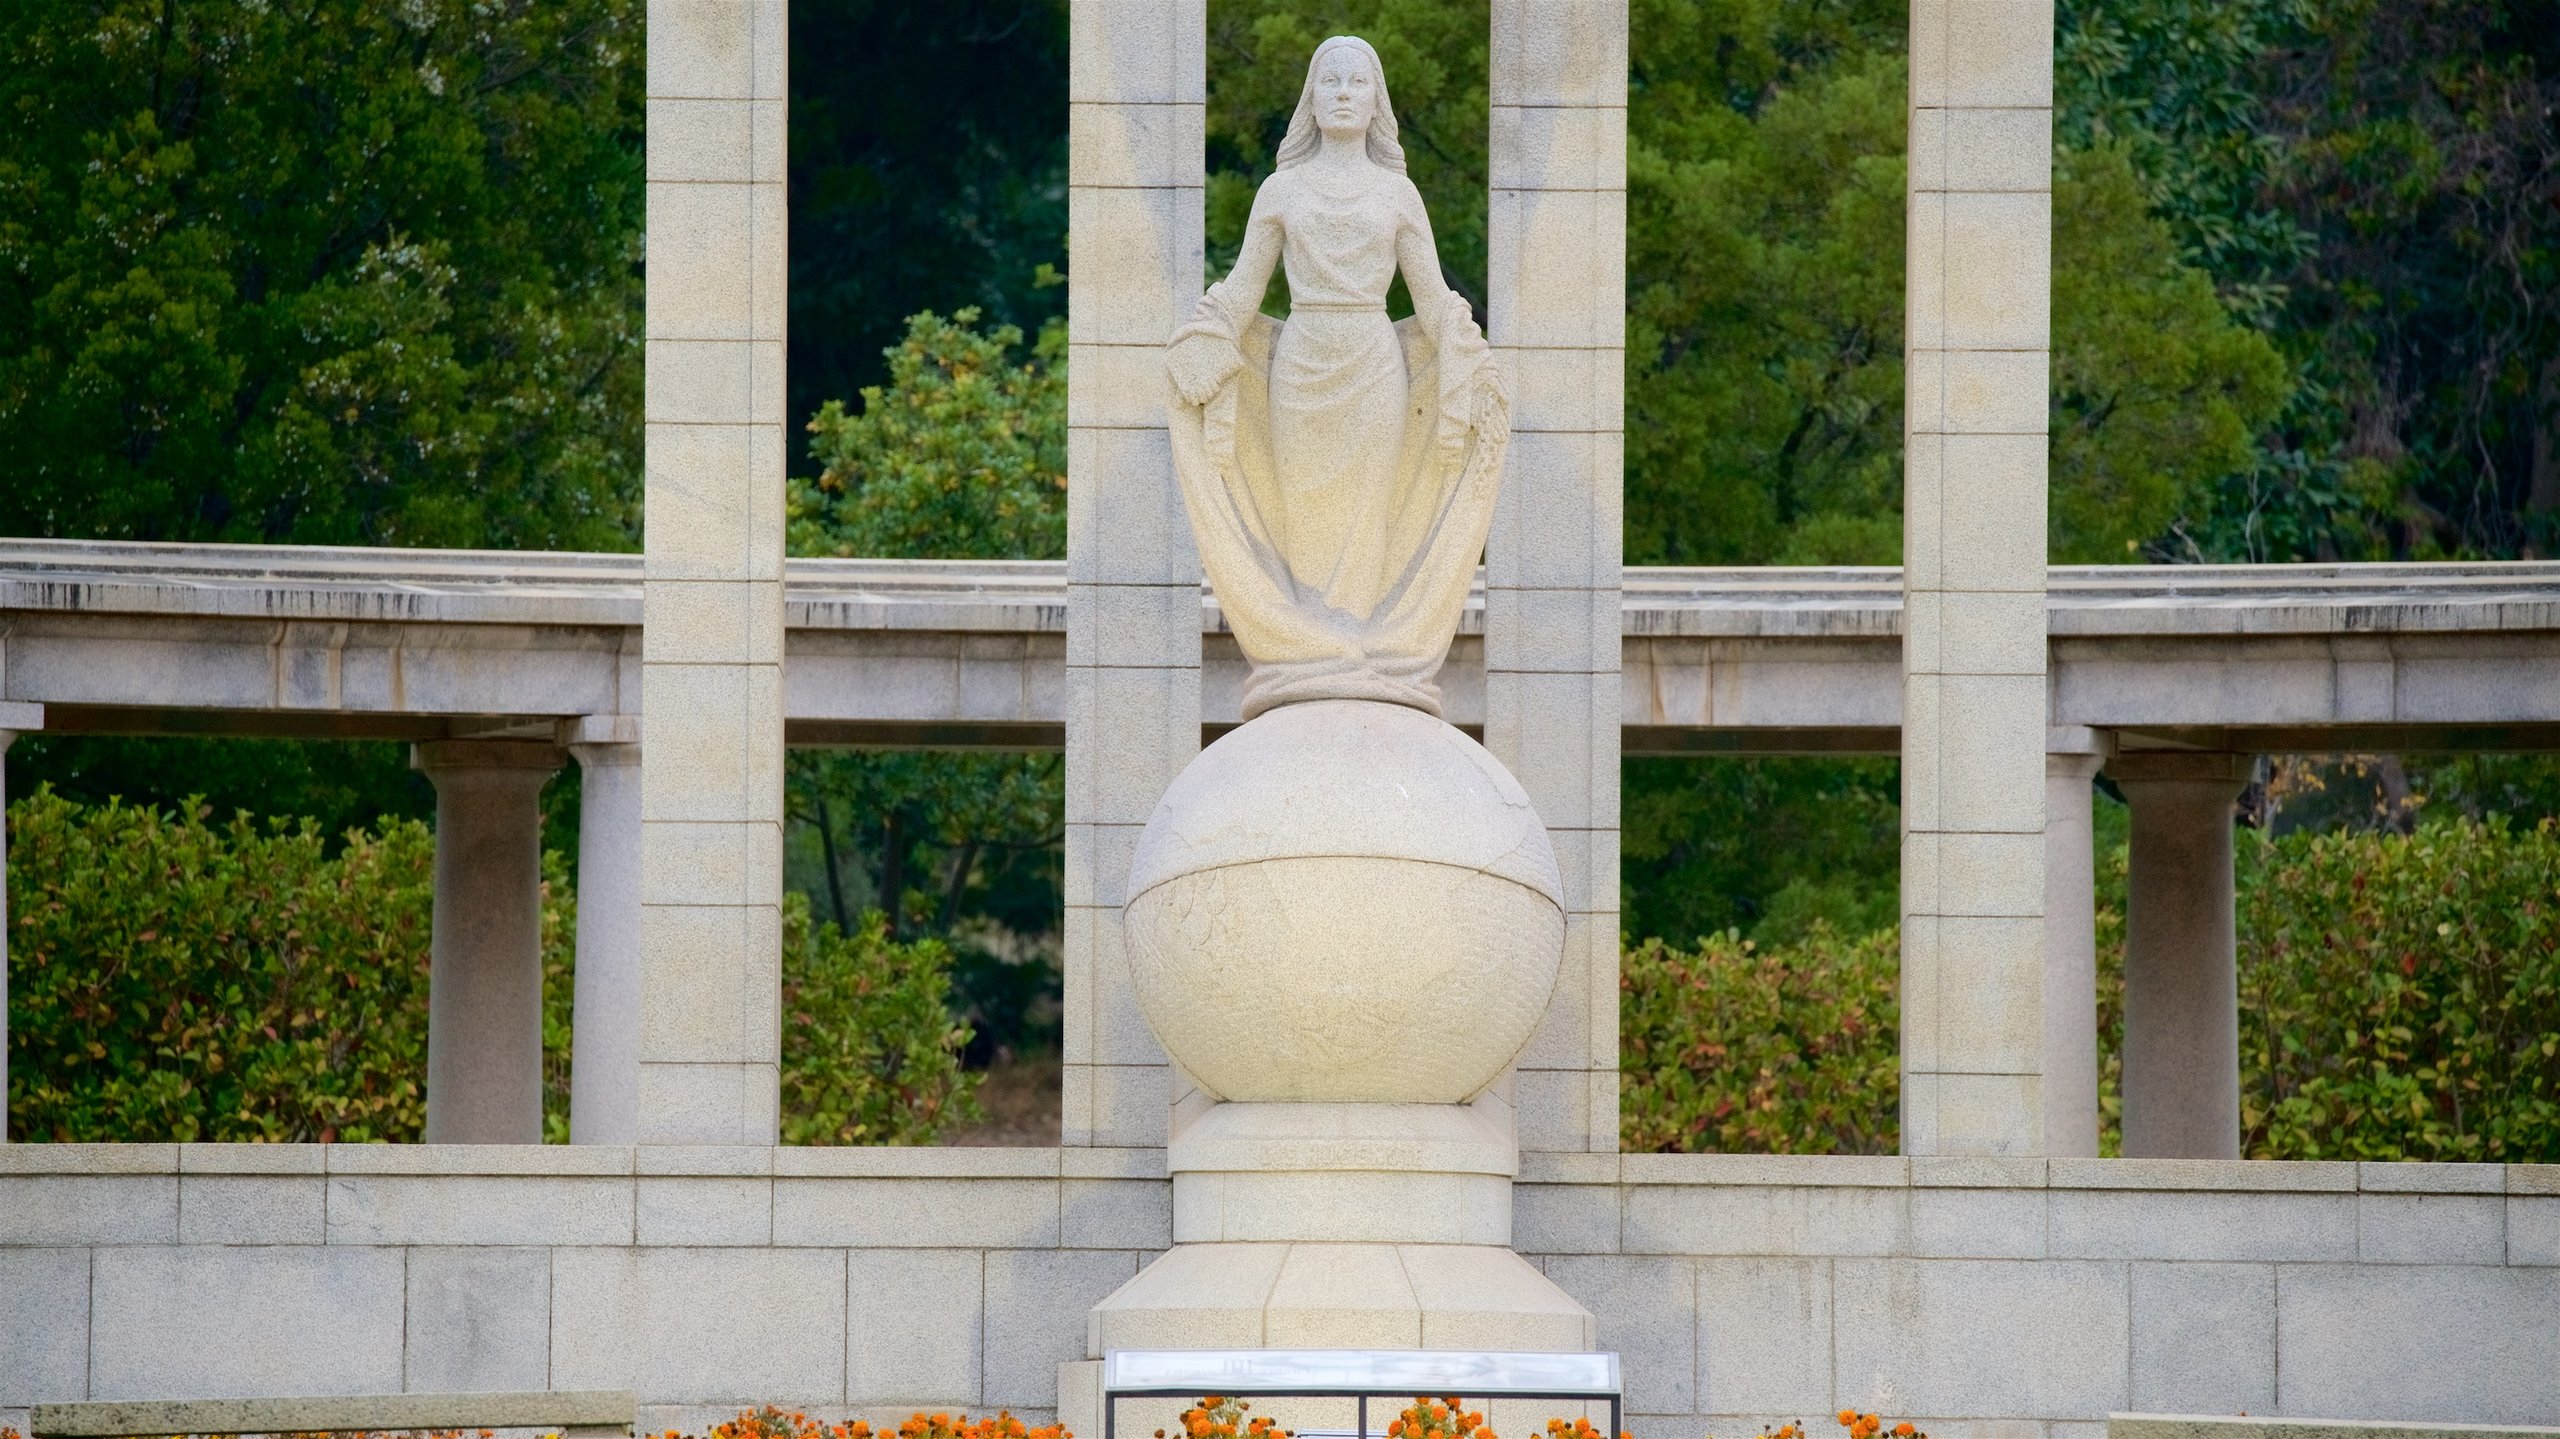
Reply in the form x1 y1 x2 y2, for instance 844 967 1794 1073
1122 698 1564 1104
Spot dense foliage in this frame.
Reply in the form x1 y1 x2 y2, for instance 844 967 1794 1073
1620 923 1901 1154
791 309 1067 561
6 790 976 1144
779 898 984 1145
1625 814 2560 1159
2094 816 2560 1161
784 309 1069 1061
7 791 445 1142
787 0 1069 429
0 0 645 550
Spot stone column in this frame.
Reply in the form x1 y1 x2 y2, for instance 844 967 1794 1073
2111 750 2251 1160
640 0 788 1144
1485 0 1628 1157
414 739 563 1145
1063 0 1205 1148
0 701 39 1143
565 718 642 1145
1899 0 2054 1156
2042 727 2109 1158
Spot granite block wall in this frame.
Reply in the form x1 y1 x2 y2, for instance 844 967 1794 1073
5 1148 2554 1435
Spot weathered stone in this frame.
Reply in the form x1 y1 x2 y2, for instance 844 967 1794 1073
405 1248 553 1393
2127 1261 2276 1415
88 1247 404 1399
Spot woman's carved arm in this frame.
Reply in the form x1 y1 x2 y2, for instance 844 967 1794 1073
1203 177 1285 330
1168 176 1284 406
1394 179 1453 333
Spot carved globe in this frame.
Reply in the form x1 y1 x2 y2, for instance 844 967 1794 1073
1121 698 1565 1103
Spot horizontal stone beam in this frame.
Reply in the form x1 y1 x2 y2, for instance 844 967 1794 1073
9 546 2560 750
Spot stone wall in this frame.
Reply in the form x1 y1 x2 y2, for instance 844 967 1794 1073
5 1148 2554 1434
1518 1155 2560 1432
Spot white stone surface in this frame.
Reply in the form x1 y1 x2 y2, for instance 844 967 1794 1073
405 1246 553 1392
849 1249 984 1406
178 1175 324 1245
1832 1259 2130 1418
640 0 787 1146
0 1247 88 1403
1697 1256 1834 1416
552 1246 845 1402
2127 1262 2275 1415
1063 0 1204 1147
1 1156 2555 1422
570 735 644 1146
1901 0 2052 1158
89 1246 405 1399
1125 701 1562 1104
1486 0 1627 1159
985 1249 1141 1407
1163 40 1507 720
2275 1266 2560 1423
2112 750 2253 1159
1087 1241 1588 1354
414 739 561 1145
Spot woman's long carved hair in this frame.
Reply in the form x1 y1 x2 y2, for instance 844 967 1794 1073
1273 35 1408 174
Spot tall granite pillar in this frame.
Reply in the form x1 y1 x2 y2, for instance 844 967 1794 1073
639 0 788 1143
2042 727 2109 1158
1063 0 1205 1149
566 719 643 1144
1899 0 2054 1155
2113 751 2251 1160
1485 0 1628 1156
0 702 39 1143
415 739 563 1145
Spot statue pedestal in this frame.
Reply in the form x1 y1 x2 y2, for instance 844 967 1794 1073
1085 1103 1592 1354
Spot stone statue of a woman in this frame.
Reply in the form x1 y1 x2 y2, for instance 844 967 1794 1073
1165 34 1507 721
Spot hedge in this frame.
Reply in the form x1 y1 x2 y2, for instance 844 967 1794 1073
5 788 977 1144
1625 816 2560 1160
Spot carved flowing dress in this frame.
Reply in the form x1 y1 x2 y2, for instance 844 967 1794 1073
1165 164 1508 720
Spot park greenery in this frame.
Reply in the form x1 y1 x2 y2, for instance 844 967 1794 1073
5 788 976 1144
1625 814 2560 1160
4 0 2558 1149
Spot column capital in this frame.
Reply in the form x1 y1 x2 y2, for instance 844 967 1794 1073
0 699 42 747
412 737 566 777
560 713 641 748
2107 749 2254 788
2047 725 2111 780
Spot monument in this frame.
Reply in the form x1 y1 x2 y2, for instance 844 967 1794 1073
1086 36 1596 1357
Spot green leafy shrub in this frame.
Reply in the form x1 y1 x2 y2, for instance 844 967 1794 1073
6 788 443 1142
780 895 983 1144
789 308 1065 562
1624 816 2560 1159
2097 817 2560 1161
1619 923 1899 1154
8 789 978 1145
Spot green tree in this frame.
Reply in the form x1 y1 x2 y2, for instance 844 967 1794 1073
792 308 1067 560
788 309 1070 1059
7 788 978 1144
0 0 644 549
1621 32 2290 565
787 0 1069 424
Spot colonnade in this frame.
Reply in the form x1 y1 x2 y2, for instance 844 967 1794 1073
2044 734 2257 1159
406 726 647 1145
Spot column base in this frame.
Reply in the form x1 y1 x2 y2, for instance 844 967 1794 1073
1088 1241 1593 1354
1087 1100 1593 1357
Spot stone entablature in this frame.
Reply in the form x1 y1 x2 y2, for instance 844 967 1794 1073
8 545 2560 752
3 1146 2552 1430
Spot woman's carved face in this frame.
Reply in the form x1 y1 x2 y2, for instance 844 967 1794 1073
1314 47 1377 137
